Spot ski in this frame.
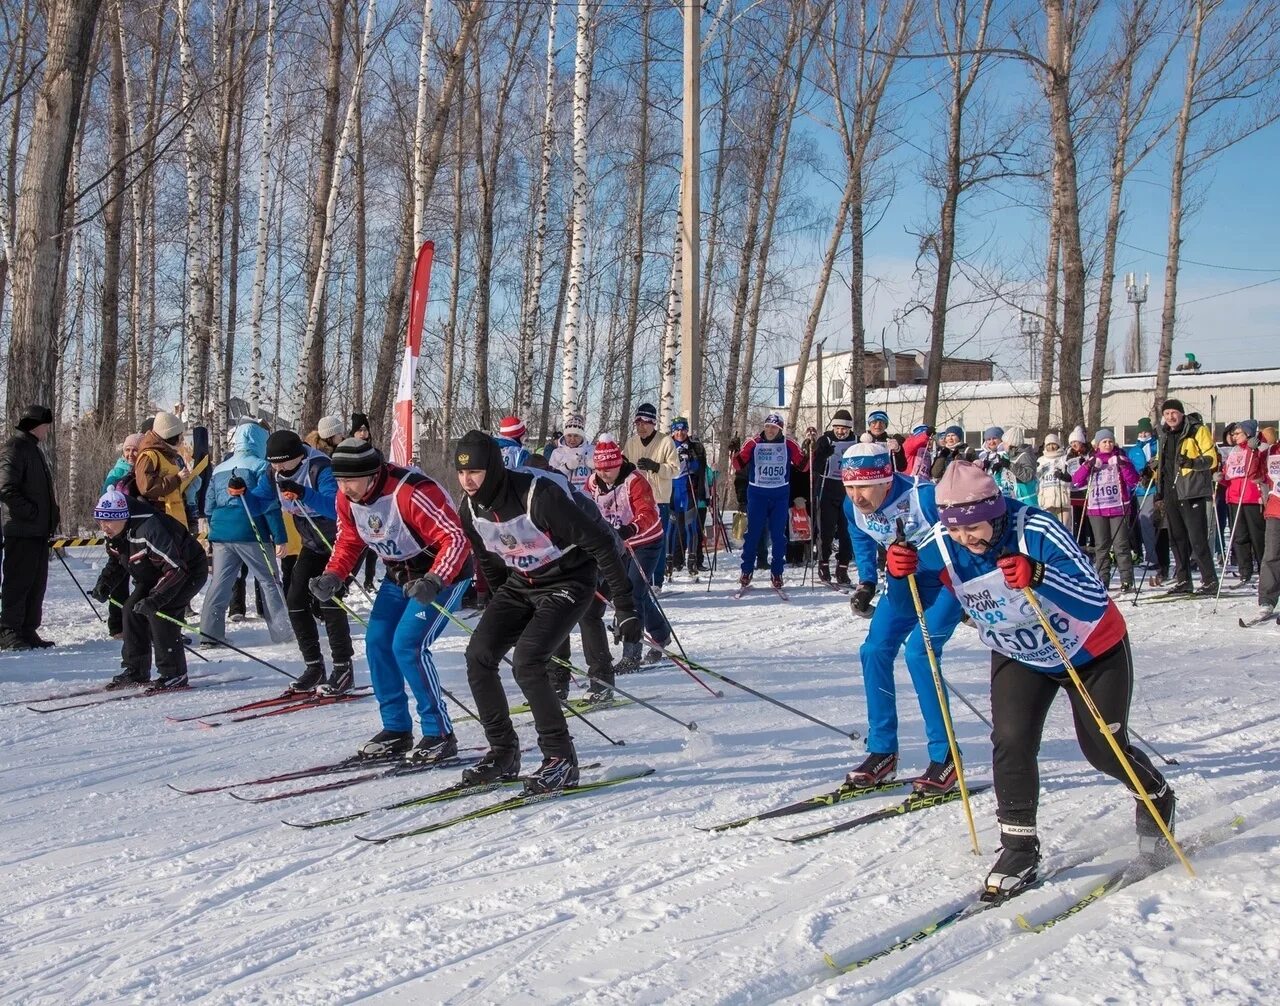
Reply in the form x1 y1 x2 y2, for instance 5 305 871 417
166 689 324 722
26 676 255 713
197 690 371 726
1238 613 1278 629
9 670 225 709
733 584 751 600
772 586 791 602
354 768 656 844
228 754 481 803
509 695 633 717
169 751 410 795
1141 588 1252 606
778 784 992 845
282 760 604 830
699 779 909 832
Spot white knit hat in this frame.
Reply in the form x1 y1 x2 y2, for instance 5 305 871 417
317 415 345 440
152 411 184 440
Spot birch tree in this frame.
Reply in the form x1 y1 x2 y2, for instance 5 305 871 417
247 0 277 418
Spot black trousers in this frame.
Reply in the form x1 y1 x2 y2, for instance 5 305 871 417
551 592 614 688
121 567 209 680
0 537 49 634
1229 502 1266 578
990 635 1166 827
466 569 594 759
1165 489 1217 586
230 562 265 618
817 481 851 566
107 576 129 635
287 547 352 666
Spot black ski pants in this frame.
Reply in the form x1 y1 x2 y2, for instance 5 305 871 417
107 575 129 635
817 480 851 566
466 568 594 759
1228 502 1265 579
287 546 353 666
0 537 49 635
121 567 208 681
550 588 614 689
1165 488 1217 586
990 635 1167 829
1260 517 1280 608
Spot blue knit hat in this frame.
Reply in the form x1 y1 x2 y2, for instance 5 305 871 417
983 426 1005 441
670 416 689 433
911 424 929 436
763 412 784 429
1239 419 1258 437
942 425 964 439
868 410 889 425
94 489 130 521
840 439 894 485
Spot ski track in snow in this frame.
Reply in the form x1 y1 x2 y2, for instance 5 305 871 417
2 552 1279 1004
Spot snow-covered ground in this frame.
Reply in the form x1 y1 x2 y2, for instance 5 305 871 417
2 549 1278 1005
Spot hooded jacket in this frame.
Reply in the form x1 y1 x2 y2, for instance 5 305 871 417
133 430 188 527
206 423 287 544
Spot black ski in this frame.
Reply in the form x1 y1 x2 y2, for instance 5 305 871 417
168 751 411 795
699 779 908 832
26 676 255 713
778 784 992 845
1238 613 1278 629
228 754 481 803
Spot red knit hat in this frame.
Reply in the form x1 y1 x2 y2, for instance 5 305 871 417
935 460 1005 526
593 434 624 469
499 415 526 439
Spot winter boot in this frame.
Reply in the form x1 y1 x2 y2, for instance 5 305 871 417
147 673 190 694
408 732 459 766
0 628 33 651
461 746 521 785
358 729 414 759
317 660 354 696
106 668 151 690
616 640 643 674
523 751 580 795
1119 579 1134 592
912 754 958 793
23 632 55 649
290 661 327 693
835 564 852 587
984 821 1041 900
1258 602 1276 620
845 752 898 787
1136 784 1177 862
818 561 832 584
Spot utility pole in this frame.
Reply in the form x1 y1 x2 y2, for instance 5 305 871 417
680 0 701 429
1020 311 1042 381
1125 272 1149 373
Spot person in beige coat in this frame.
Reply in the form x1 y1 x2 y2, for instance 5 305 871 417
623 402 680 588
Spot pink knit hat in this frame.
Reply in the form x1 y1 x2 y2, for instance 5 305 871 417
935 460 1006 526
592 434 624 470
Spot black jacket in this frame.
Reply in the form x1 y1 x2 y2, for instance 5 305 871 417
0 430 59 538
95 499 207 609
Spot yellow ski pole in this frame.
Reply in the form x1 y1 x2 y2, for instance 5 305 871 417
1017 584 1194 877
896 521 981 856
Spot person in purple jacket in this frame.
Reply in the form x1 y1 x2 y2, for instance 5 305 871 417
1072 428 1139 590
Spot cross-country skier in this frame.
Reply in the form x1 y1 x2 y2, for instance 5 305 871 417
885 460 1176 896
732 413 807 594
309 439 474 763
1071 429 1139 590
252 430 353 694
495 416 532 470
89 489 208 690
547 414 594 490
840 440 966 791
454 430 641 793
811 409 860 586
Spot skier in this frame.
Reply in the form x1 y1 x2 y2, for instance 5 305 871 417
495 415 532 470
309 438 474 762
977 426 1018 498
548 414 594 490
89 489 208 690
0 405 59 650
865 410 904 471
1071 429 1140 590
1127 418 1159 570
623 403 680 588
666 418 702 582
905 424 935 482
1035 434 1072 528
732 413 807 594
454 430 640 793
582 435 670 668
1065 427 1094 548
251 430 353 694
669 417 710 574
840 440 966 791
101 433 143 640
930 426 973 480
1222 420 1265 586
810 409 860 586
886 461 1176 895
1257 431 1280 620
1155 400 1219 595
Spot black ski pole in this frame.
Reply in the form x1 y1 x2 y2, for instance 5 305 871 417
156 610 297 681
440 685 482 725
1130 726 1179 766
1131 490 1157 606
625 552 721 698
52 545 103 622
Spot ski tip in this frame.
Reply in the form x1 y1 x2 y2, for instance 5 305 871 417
1014 913 1033 931
822 951 842 971
226 790 255 802
353 833 388 844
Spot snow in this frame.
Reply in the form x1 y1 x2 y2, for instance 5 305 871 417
3 550 1279 1005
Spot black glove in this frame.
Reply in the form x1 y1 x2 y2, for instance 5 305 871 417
404 573 443 608
1056 470 1072 482
636 457 660 473
614 608 642 644
276 476 305 498
617 522 637 541
132 595 156 619
850 581 876 617
90 578 111 603
989 458 1008 474
310 571 343 601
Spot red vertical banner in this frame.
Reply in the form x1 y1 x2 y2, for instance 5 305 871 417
391 240 434 466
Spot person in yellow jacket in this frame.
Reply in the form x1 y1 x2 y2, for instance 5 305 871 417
134 411 190 528
623 402 680 589
1155 398 1219 595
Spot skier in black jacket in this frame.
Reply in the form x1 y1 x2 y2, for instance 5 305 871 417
810 409 860 585
89 489 209 690
0 404 60 649
454 430 641 794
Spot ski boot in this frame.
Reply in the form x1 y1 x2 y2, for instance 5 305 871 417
845 752 897 788
1194 580 1220 596
770 574 785 591
106 668 151 691
738 572 752 591
147 673 189 694
912 754 958 793
644 637 669 666
984 823 1041 901
1163 579 1192 596
835 564 852 587
317 660 354 696
585 669 615 704
290 661 326 693
359 729 413 759
616 640 643 674
818 561 832 584
1136 785 1177 862
24 632 55 649
523 751 580 795
461 746 521 785
552 671 571 701
408 732 458 766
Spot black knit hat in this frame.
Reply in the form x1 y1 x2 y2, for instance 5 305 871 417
17 404 53 432
454 429 500 471
350 412 370 437
331 438 383 478
1160 399 1185 415
634 402 658 424
831 409 854 427
265 430 306 463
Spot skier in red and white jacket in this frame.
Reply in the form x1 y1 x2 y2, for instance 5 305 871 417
309 439 473 763
1222 420 1266 588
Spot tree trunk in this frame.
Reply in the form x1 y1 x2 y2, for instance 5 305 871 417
698 14 733 352
619 3 650 437
411 0 435 245
846 170 866 431
1036 155 1061 436
352 79 367 411
658 199 681 429
97 1 127 432
177 0 207 425
560 0 595 424
5 0 102 424
248 0 277 418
